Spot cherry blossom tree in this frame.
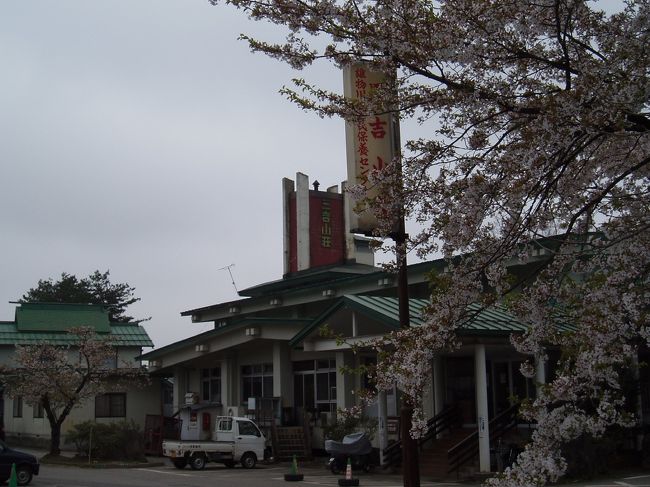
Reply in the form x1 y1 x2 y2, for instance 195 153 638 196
208 0 649 484
0 327 149 455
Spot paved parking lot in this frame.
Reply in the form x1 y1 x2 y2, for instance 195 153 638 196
572 473 650 487
12 450 650 487
33 461 465 487
31 462 650 487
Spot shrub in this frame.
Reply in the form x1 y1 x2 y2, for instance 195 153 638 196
66 420 145 461
561 428 625 479
322 412 377 442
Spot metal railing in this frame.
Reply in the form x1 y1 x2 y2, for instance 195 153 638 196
381 404 460 469
447 403 519 475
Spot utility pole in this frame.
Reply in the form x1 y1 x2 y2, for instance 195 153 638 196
389 76 420 487
391 114 420 487
342 62 419 486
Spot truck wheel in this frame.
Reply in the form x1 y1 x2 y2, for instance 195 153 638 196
240 452 257 469
173 458 188 469
190 453 207 470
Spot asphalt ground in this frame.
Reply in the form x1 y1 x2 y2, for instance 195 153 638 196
9 447 650 487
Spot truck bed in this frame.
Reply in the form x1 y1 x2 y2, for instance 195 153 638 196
163 440 235 455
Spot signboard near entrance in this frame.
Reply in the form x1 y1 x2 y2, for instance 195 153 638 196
387 416 400 435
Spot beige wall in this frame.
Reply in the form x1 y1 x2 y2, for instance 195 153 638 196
2 379 162 450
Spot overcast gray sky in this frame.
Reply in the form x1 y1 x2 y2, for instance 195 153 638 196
0 0 348 348
0 1 624 350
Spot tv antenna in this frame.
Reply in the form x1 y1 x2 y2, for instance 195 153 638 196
218 264 238 294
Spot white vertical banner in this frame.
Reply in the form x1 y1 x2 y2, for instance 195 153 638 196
343 62 395 234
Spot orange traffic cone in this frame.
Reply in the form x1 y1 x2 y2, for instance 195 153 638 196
338 457 359 486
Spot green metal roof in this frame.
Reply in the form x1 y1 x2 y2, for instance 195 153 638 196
236 264 380 298
15 303 110 333
0 322 153 347
109 324 154 347
181 260 446 317
0 302 152 347
289 295 574 346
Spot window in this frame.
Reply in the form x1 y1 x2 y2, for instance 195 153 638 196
511 361 536 401
12 396 23 418
361 356 377 391
201 367 221 403
103 351 118 369
242 363 274 401
293 359 337 413
217 417 233 432
237 420 261 437
33 401 44 419
95 393 126 418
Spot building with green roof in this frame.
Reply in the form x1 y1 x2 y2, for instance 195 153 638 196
139 174 629 476
0 302 162 449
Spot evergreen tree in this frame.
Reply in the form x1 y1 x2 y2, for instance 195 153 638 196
21 270 141 323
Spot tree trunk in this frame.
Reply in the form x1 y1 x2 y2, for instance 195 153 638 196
49 421 62 455
401 404 420 487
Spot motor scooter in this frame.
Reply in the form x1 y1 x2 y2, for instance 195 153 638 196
325 432 373 474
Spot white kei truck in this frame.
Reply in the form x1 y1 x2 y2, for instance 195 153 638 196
162 416 267 470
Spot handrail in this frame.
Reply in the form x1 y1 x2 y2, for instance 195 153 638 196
447 403 519 475
419 404 461 448
382 439 402 468
381 404 460 469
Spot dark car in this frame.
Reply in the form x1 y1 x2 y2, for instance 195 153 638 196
0 440 39 485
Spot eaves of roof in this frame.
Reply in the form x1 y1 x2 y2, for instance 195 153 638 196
181 260 445 319
140 317 313 360
237 263 381 297
180 231 598 323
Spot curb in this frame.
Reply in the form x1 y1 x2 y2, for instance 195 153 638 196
40 458 165 469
